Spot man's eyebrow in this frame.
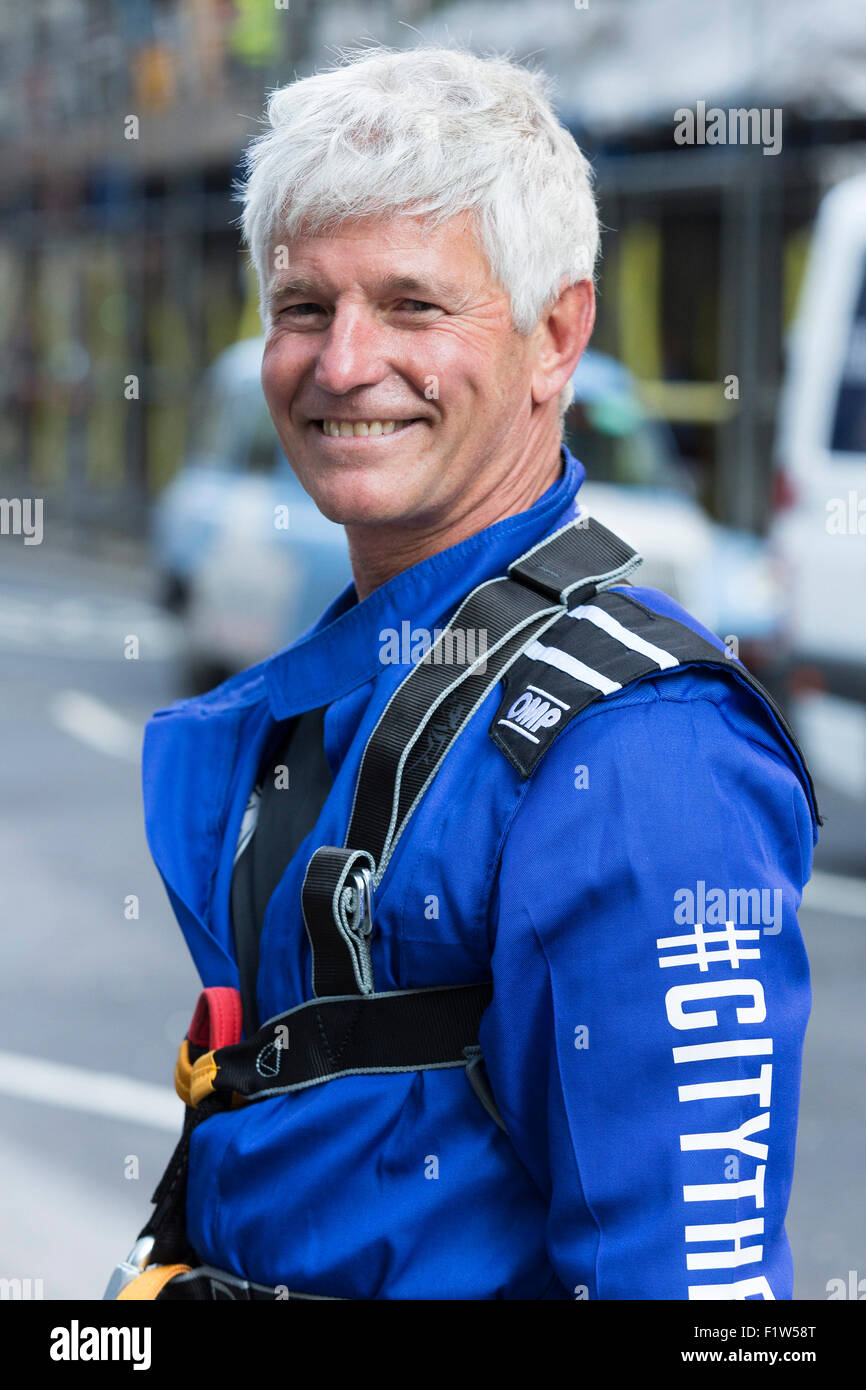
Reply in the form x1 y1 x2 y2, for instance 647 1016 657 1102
266 274 321 307
266 270 463 309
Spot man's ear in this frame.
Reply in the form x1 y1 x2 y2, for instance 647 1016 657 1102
530 280 596 407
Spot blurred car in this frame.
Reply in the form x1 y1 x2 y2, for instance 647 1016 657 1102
565 352 784 674
152 338 352 691
153 338 783 691
769 172 866 795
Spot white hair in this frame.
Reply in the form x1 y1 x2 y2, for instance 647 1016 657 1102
235 43 599 418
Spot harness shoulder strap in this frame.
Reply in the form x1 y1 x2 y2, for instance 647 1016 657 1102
301 515 642 999
231 706 333 1034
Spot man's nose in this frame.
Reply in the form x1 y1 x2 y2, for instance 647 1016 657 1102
313 304 390 395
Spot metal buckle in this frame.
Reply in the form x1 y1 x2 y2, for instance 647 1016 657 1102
102 1234 155 1300
345 866 374 936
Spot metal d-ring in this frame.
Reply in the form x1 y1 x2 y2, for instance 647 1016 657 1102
345 866 374 936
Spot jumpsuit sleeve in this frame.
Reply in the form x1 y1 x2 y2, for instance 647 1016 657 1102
478 671 817 1300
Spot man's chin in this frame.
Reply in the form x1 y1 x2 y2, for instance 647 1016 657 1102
307 486 429 530
290 427 440 527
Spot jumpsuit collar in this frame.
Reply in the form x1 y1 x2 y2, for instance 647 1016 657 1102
264 445 585 720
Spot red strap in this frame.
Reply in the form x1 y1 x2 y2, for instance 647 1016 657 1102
187 987 243 1050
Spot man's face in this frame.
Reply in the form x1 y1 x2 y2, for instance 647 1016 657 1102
260 212 545 531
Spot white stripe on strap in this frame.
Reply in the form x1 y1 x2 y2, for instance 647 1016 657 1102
497 719 541 745
568 604 679 670
524 639 621 695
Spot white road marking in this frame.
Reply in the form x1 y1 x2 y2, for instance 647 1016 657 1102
802 870 866 921
49 690 142 763
0 591 179 659
0 1051 183 1132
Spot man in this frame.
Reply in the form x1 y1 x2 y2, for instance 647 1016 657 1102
129 44 818 1300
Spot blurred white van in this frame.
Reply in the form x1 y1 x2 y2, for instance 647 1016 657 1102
770 173 866 796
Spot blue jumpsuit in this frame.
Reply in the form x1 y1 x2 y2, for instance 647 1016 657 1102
142 446 819 1299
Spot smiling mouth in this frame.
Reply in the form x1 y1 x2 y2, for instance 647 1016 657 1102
315 418 423 437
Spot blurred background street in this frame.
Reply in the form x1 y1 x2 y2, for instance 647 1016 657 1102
1 0 864 1300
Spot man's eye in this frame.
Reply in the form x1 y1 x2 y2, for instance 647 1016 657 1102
397 299 439 314
279 303 325 318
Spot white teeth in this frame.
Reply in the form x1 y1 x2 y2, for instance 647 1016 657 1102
321 419 410 437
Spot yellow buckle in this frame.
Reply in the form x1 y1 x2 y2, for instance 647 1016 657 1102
189 1050 219 1107
173 1039 218 1108
116 1263 192 1300
175 1038 245 1110
173 1039 193 1107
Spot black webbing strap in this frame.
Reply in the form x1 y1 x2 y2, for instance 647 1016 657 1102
208 982 493 1101
232 707 333 1033
302 514 642 998
508 515 639 604
139 1089 224 1267
301 846 377 997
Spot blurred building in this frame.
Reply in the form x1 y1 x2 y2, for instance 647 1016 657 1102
424 0 866 528
1 0 864 535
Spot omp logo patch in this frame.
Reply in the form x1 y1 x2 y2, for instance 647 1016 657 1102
507 692 561 733
498 685 568 740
